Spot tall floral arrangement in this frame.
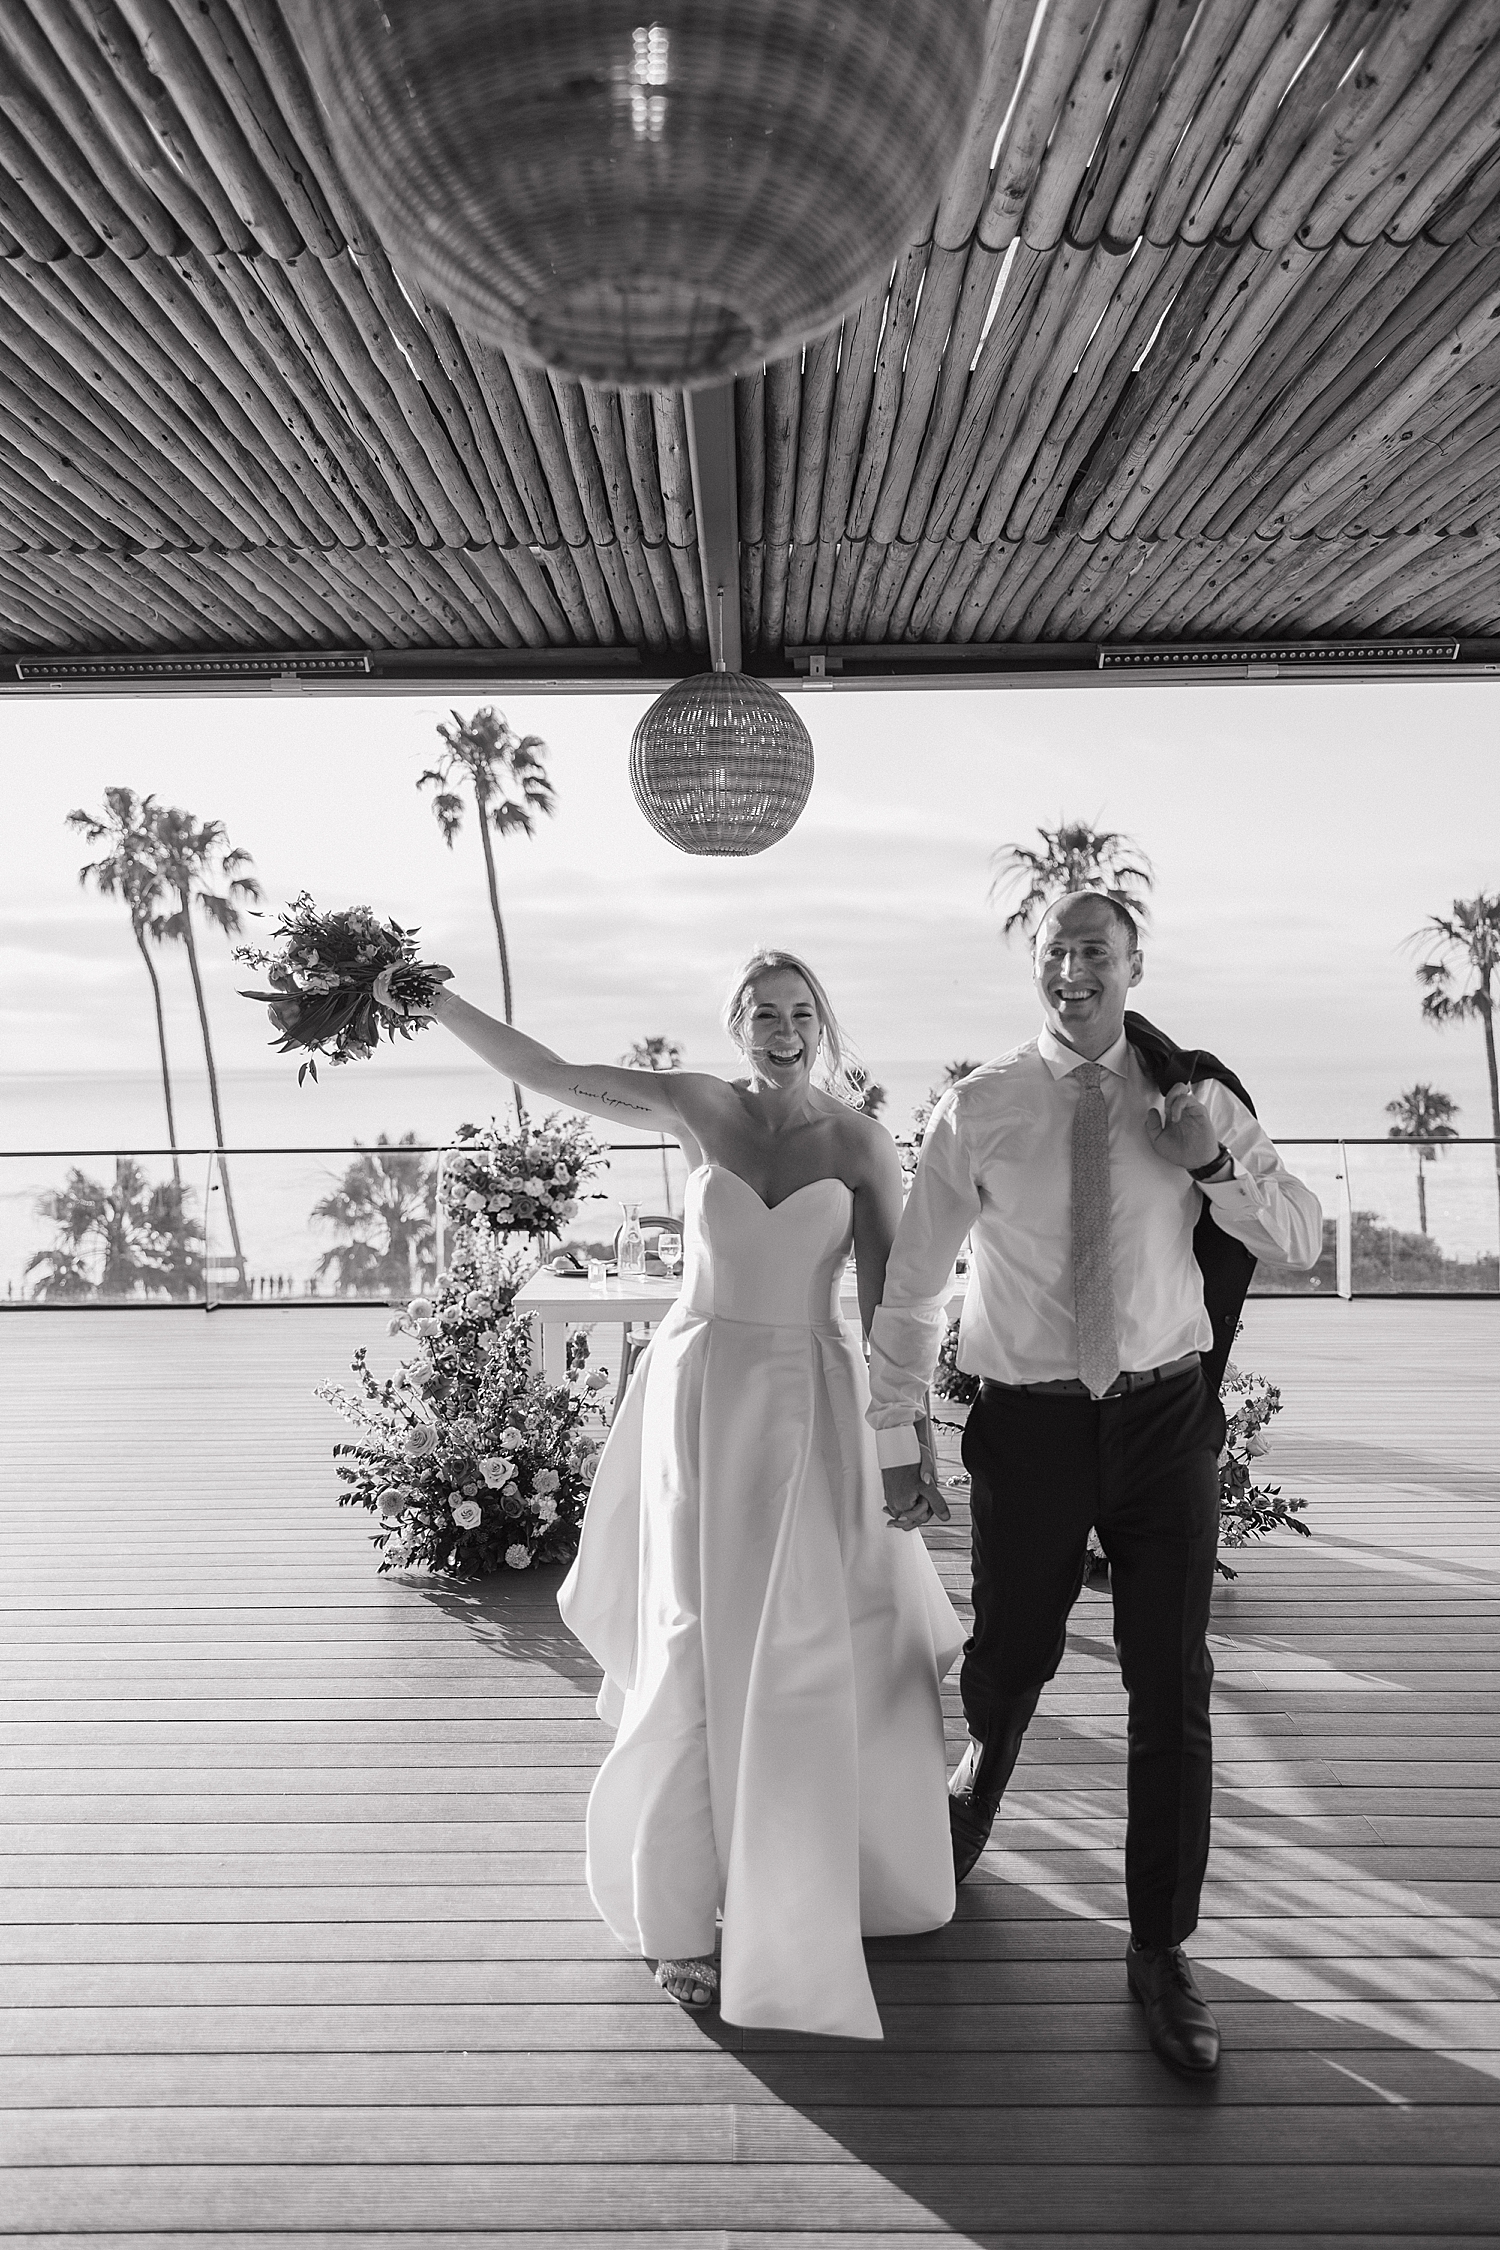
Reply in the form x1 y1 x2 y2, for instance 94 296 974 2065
1214 1359 1308 1580
439 1115 601 1246
319 1244 611 1574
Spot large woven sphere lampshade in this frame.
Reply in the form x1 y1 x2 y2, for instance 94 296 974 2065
292 0 986 387
630 671 813 856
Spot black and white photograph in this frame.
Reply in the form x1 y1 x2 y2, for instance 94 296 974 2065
1 2 1498 2244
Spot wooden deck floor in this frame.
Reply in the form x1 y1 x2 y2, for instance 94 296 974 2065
0 1299 1496 2247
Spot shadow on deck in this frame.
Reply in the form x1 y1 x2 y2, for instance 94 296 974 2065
0 1299 1495 2246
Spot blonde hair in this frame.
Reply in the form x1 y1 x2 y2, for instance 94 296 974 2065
722 948 862 1103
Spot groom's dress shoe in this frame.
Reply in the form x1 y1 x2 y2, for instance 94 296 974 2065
1126 1942 1221 2075
948 1739 998 1882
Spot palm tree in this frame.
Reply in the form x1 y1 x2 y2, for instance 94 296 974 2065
989 818 1154 939
27 1159 205 1301
418 706 555 1123
1385 1084 1459 1236
912 1058 983 1140
147 804 262 1295
1412 892 1500 1225
67 788 181 1191
847 1067 888 1120
621 1035 684 1205
312 1134 439 1298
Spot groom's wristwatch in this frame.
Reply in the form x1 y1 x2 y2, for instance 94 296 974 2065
1189 1143 1233 1183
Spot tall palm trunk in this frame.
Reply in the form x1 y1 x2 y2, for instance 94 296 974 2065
1482 982 1500 1231
475 793 524 1126
178 892 247 1294
1416 1151 1428 1236
132 919 181 1195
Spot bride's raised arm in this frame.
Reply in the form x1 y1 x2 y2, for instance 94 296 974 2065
429 984 694 1134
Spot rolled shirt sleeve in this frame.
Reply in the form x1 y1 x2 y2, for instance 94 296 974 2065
868 1091 981 1461
1197 1082 1323 1268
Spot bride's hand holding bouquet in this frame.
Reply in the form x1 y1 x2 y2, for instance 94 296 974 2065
236 893 452 1082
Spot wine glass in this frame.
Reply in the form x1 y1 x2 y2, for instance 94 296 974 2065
656 1229 682 1276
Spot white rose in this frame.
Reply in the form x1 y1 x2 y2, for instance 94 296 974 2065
497 1427 523 1451
407 1298 433 1320
553 1165 570 1182
415 1317 441 1338
385 1315 407 1336
584 1369 609 1392
504 1544 532 1570
451 1499 483 1530
478 1457 510 1488
534 1468 560 1494
465 1290 491 1315
560 1200 579 1221
523 1175 546 1195
464 1189 485 1212
536 1496 558 1526
401 1423 437 1459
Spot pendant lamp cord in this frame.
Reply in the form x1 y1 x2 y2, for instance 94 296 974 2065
714 584 726 675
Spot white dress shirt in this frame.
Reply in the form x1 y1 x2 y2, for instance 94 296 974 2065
868 1027 1323 1464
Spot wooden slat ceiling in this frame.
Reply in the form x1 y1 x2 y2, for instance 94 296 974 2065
3 0 1500 686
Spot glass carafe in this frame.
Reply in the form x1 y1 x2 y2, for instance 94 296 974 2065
616 1200 646 1285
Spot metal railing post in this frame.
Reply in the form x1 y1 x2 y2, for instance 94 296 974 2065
1335 1139 1353 1300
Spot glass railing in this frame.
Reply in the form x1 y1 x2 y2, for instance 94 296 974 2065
1258 1137 1500 1298
0 1137 696 1308
2 1137 1494 1306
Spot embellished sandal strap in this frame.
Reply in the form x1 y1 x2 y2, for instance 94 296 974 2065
655 1956 719 1993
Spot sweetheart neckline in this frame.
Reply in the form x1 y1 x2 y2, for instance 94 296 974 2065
693 1163 853 1217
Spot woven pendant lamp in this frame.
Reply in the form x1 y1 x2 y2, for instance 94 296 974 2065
291 0 986 387
631 596 813 856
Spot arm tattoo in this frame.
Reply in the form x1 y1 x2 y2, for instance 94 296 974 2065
568 1080 649 1113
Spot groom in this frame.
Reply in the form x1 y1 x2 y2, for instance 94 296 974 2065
868 892 1321 2074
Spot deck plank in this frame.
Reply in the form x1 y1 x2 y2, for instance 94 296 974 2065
0 1300 1496 2244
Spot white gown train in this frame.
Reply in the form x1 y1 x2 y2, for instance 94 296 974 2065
559 1164 961 2039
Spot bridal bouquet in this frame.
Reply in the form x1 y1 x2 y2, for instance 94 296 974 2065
319 1261 612 1575
236 893 449 1083
440 1115 602 1244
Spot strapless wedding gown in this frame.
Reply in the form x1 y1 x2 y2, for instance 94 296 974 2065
558 1163 961 2040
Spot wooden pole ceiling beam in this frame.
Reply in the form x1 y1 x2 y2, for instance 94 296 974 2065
684 381 742 672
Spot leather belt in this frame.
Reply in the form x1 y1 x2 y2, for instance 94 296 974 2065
987 1353 1202 1400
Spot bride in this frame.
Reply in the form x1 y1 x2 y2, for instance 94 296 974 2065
416 947 960 2039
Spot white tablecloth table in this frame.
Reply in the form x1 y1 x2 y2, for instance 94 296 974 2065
514 1266 965 1383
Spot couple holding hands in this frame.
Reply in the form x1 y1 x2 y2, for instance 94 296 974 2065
396 891 1320 2069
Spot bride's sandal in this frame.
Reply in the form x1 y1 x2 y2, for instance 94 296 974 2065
655 1956 719 2011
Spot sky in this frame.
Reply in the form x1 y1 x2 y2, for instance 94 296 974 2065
2 673 1497 1152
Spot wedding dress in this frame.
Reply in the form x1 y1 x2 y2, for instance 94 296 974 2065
558 1163 962 2040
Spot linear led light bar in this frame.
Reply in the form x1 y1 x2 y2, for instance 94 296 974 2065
1098 640 1459 668
12 651 373 682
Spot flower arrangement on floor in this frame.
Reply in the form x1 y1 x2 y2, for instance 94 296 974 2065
931 1318 980 1408
1213 1357 1309 1580
236 893 449 1083
439 1114 602 1246
318 1249 612 1575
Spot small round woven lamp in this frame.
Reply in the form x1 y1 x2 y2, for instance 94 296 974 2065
293 0 985 386
630 665 813 856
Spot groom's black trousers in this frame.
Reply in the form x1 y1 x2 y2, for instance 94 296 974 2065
958 1365 1224 1949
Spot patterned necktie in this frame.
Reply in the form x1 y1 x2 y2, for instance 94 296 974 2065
1072 1062 1121 1398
